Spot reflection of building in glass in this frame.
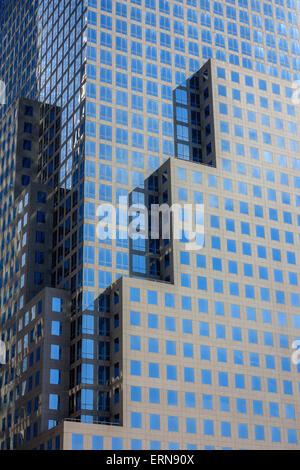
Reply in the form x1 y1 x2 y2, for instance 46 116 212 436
129 160 175 283
173 63 216 167
0 96 70 448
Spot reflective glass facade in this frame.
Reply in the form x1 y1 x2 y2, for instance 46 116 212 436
1 0 300 450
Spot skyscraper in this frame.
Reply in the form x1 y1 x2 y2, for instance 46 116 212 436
1 0 300 450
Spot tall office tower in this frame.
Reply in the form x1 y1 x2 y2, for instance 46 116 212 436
1 0 300 451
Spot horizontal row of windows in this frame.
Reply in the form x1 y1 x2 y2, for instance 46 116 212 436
129 329 296 350
88 1 298 26
87 27 300 60
219 123 298 147
89 38 300 76
130 307 296 329
72 424 297 449
72 429 296 449
130 387 296 417
83 159 300 192
129 284 299 304
218 99 296 120
128 414 297 442
129 361 299 394
90 0 297 16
